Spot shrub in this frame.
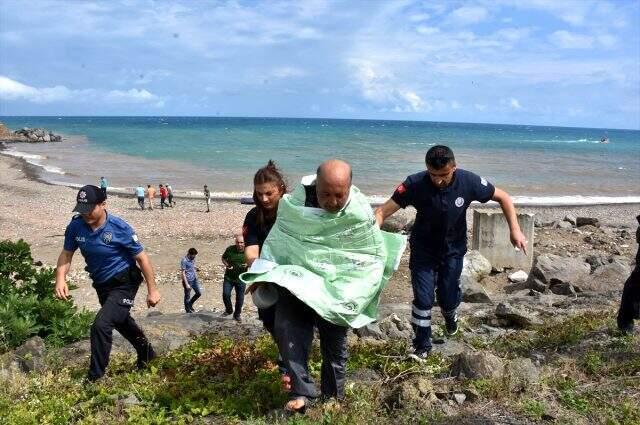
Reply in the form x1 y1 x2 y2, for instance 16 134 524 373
0 239 94 351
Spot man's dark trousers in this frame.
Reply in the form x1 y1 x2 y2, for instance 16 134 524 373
222 278 245 317
410 254 464 352
89 271 155 380
274 288 348 401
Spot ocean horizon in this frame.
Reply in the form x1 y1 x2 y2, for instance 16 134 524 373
1 116 639 205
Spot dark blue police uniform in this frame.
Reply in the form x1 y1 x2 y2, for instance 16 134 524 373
64 212 155 380
391 169 495 352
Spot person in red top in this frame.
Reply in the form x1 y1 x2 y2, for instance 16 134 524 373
159 184 170 209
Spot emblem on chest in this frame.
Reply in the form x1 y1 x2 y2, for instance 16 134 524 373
102 232 113 244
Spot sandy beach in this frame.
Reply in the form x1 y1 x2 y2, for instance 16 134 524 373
1 152 638 319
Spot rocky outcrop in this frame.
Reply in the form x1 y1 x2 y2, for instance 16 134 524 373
0 123 62 143
527 253 590 292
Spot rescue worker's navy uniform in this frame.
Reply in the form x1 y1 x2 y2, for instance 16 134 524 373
391 169 495 353
273 183 349 403
64 212 155 380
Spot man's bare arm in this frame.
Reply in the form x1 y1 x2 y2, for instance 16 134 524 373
492 187 528 255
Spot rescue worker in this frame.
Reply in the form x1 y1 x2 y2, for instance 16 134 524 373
375 145 527 361
55 185 161 381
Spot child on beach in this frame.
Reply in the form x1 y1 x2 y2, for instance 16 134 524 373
204 185 211 212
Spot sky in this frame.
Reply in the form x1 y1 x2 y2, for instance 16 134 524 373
0 0 639 129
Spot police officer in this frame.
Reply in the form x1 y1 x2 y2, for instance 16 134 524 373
55 185 161 381
375 145 527 361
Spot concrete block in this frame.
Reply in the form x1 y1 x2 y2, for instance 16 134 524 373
472 210 534 271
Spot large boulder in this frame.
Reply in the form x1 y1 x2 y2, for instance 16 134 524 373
451 352 505 379
574 261 631 293
528 254 590 289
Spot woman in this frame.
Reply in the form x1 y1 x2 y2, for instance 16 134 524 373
243 160 287 334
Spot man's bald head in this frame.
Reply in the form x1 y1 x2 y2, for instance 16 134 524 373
316 159 352 213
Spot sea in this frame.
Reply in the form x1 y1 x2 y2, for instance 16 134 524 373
1 116 639 205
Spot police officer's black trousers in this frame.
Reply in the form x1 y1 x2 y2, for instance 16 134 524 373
617 264 640 331
88 279 155 380
274 288 348 401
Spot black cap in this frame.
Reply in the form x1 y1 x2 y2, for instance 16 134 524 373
73 185 106 214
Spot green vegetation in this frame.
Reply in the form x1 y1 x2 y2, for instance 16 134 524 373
0 239 94 351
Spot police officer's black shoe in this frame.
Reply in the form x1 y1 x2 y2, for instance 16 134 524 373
136 348 157 370
445 314 459 336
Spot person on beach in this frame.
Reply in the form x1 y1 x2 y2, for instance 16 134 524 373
181 247 203 313
166 184 175 207
221 234 247 321
159 184 170 209
99 176 108 198
146 184 156 210
55 185 161 381
375 145 528 361
204 185 211 213
135 185 145 210
617 214 640 334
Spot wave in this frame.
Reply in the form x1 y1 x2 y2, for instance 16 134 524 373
1 149 66 175
528 139 602 144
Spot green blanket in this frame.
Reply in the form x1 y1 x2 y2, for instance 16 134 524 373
240 176 406 328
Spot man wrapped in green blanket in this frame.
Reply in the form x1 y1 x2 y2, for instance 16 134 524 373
241 159 406 413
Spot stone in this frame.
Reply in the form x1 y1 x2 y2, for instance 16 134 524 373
451 352 505 379
462 250 492 280
563 215 577 226
13 336 46 372
575 261 631 293
461 275 492 303
354 322 384 340
472 210 534 271
453 393 466 405
505 358 539 391
529 254 590 287
585 254 609 272
576 217 600 227
555 221 573 230
387 376 437 409
549 281 577 296
508 270 528 283
381 214 410 233
117 394 140 408
495 302 543 327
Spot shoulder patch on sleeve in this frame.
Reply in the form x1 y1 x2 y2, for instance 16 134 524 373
132 234 138 242
395 183 407 194
480 177 488 186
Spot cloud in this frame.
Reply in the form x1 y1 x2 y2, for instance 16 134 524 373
0 76 164 107
447 6 488 26
348 59 426 112
0 75 75 103
549 30 593 49
509 98 522 109
474 104 488 111
105 88 164 106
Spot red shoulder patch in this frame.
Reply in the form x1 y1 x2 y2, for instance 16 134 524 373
242 225 249 238
395 183 407 194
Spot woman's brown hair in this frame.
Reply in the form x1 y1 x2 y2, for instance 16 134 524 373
252 160 287 229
